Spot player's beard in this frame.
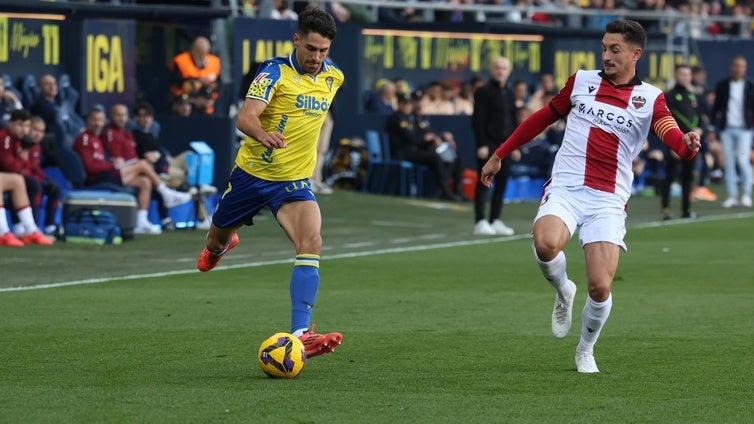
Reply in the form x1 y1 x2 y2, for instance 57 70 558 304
306 61 321 74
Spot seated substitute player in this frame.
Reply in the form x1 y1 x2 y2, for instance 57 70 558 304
196 6 344 359
73 108 192 234
0 172 53 247
481 20 700 373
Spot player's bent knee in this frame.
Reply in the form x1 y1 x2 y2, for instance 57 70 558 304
296 234 322 255
533 237 562 261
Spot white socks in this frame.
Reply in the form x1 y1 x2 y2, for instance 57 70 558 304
535 249 569 299
17 206 39 234
0 206 10 234
137 210 152 227
577 294 612 353
534 245 613 355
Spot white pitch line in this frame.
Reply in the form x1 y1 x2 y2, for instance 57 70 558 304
3 211 753 293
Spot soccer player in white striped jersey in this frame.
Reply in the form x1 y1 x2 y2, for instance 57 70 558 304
481 20 701 373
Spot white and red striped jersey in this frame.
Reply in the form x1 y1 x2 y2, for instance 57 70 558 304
548 70 677 203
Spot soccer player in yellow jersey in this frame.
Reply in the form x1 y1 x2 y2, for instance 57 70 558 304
197 6 344 358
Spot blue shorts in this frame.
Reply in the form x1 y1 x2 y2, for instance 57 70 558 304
212 166 317 228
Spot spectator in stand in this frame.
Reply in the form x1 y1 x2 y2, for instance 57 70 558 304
471 56 518 236
392 78 412 98
327 1 371 23
441 81 473 115
0 75 22 129
364 80 398 114
169 36 221 116
436 0 483 23
0 172 53 246
385 94 465 201
419 81 445 115
413 96 465 198
585 0 622 31
527 73 557 111
705 1 724 37
513 80 530 109
74 108 193 234
713 55 754 208
376 0 425 22
458 79 478 113
131 102 215 230
0 110 62 237
660 65 704 220
271 0 298 19
635 0 667 33
171 95 193 117
718 4 746 36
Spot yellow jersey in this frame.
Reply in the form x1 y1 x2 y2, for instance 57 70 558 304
236 51 344 181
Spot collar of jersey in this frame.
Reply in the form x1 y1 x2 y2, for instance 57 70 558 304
598 70 642 88
288 49 329 76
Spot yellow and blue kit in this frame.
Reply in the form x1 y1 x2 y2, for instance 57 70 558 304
236 51 345 181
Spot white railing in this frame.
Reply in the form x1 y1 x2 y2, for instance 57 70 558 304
239 0 752 40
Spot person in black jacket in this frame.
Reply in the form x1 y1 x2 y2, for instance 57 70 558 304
471 56 518 235
385 94 463 200
713 55 754 208
661 65 704 219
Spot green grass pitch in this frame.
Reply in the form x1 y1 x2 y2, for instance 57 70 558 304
1 189 752 423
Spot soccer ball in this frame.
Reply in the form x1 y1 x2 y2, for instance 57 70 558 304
258 332 307 378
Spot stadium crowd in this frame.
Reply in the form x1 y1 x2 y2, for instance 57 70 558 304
258 0 754 38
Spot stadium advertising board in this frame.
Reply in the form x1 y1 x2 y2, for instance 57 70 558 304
0 13 64 84
550 38 700 90
232 18 297 102
359 28 543 94
79 19 136 112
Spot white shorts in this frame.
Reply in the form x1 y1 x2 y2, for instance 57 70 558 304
534 185 628 251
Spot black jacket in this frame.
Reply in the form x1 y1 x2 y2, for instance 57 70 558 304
713 77 754 130
665 85 702 133
385 111 429 159
472 79 518 150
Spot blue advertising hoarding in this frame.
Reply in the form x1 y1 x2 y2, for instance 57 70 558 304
232 18 298 103
0 13 65 88
79 19 136 113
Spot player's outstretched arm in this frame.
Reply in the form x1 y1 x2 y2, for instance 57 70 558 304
653 116 700 160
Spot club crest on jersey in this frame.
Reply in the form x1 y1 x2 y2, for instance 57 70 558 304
632 95 646 109
326 76 334 92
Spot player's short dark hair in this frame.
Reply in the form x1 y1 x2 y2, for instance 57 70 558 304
298 6 337 40
605 20 646 49
10 109 31 122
